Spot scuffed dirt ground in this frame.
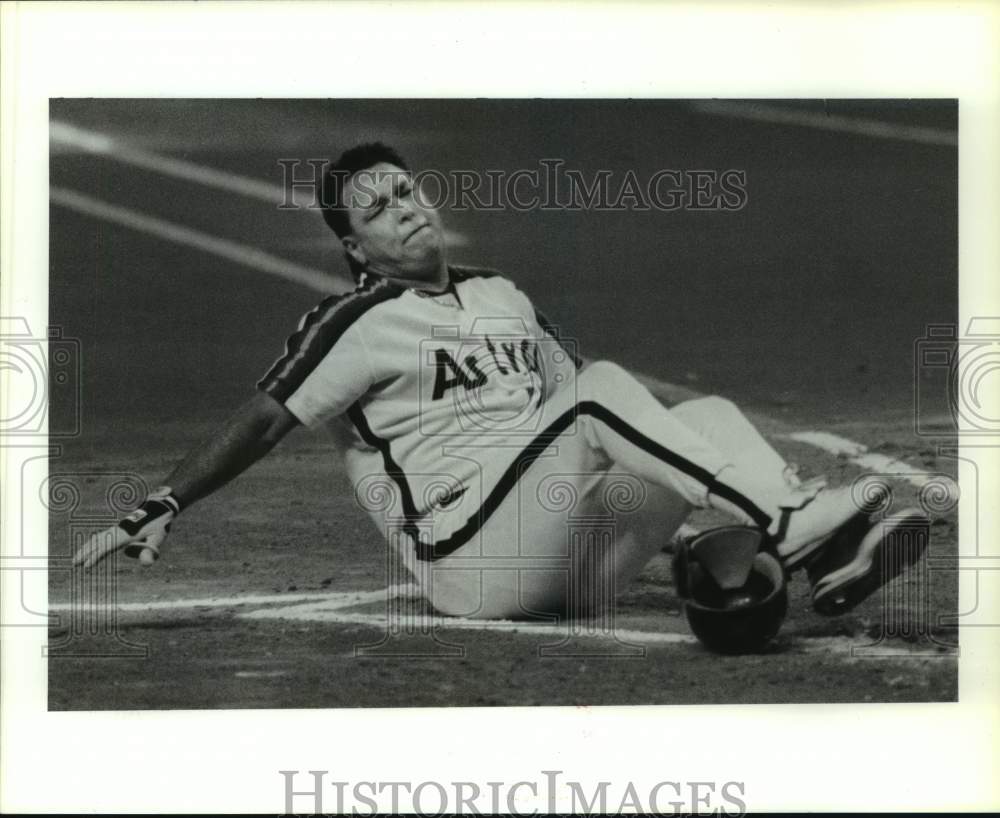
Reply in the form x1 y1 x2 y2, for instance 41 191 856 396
48 431 958 710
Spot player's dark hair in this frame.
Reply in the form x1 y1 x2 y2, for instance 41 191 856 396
319 142 409 239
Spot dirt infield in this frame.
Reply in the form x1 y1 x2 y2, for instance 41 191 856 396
46 100 959 709
47 427 958 709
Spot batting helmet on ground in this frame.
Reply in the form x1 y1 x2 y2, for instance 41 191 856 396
672 525 788 654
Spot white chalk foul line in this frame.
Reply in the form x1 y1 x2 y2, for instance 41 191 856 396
47 585 418 613
242 603 697 646
51 585 954 658
52 120 279 201
237 599 951 656
51 186 342 293
782 430 959 505
691 101 957 148
50 120 470 250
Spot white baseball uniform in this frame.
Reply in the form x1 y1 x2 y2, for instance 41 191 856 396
258 265 792 619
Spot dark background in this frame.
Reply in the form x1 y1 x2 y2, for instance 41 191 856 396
51 99 957 448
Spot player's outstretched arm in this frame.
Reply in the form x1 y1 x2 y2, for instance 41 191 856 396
160 390 300 509
73 391 300 570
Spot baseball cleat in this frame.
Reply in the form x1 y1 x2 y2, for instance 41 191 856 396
808 507 930 616
772 484 886 572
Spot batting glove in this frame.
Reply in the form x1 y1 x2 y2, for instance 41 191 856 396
73 486 182 570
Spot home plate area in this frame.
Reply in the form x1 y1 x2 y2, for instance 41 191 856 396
227 582 953 660
47 563 958 710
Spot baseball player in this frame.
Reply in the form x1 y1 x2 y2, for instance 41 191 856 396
75 142 927 622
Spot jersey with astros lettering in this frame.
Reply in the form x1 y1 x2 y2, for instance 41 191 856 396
257 265 581 559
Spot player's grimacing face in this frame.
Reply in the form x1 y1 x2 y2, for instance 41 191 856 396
343 162 444 280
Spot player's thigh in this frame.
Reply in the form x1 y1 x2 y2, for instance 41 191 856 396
498 477 691 620
428 465 692 620
425 424 596 618
426 429 601 619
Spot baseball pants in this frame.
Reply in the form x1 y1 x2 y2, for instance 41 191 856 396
414 360 794 620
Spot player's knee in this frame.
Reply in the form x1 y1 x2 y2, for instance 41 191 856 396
673 395 743 425
578 359 635 400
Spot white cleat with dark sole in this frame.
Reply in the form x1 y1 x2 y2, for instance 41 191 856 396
808 507 930 617
773 483 887 573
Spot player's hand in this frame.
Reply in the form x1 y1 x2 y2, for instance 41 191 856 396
73 487 181 570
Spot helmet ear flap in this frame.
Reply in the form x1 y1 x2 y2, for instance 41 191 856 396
672 525 789 654
671 539 691 599
690 525 761 590
672 537 719 600
673 525 763 599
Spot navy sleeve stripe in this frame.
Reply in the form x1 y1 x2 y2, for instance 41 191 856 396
257 276 404 401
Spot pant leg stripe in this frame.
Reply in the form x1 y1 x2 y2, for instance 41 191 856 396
417 400 771 562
